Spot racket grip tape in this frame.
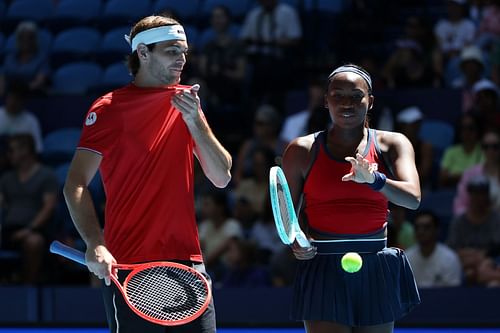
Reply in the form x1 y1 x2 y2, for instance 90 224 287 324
50 240 86 266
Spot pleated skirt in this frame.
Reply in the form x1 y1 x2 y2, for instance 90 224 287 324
291 247 420 326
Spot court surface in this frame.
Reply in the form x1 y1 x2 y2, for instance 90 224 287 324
1 328 500 333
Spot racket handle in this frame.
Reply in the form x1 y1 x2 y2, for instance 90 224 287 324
50 240 86 266
295 231 311 248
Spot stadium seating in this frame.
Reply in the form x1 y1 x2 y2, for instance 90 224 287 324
152 0 201 24
98 26 130 65
419 189 457 241
201 0 251 21
303 0 348 13
100 62 132 90
4 0 54 29
51 27 101 64
197 24 241 49
42 127 82 166
419 119 456 151
52 62 103 95
101 0 152 29
4 28 53 54
49 0 102 31
184 25 200 50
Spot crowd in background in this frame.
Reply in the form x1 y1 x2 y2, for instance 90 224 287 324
0 0 500 288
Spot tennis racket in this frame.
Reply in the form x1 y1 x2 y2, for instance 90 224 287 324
49 241 211 326
269 166 311 247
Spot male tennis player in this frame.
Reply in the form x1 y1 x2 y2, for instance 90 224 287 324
63 15 231 332
282 64 421 333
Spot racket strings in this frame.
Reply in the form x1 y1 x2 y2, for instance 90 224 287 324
277 183 293 238
125 266 208 322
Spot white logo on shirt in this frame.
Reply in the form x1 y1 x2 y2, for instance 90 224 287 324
85 112 97 126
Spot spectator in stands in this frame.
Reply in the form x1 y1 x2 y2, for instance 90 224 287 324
233 104 287 184
492 40 500 84
406 211 462 287
469 79 500 131
269 246 297 287
454 129 500 216
280 78 328 143
233 145 275 218
240 0 302 109
439 113 484 188
0 134 58 284
476 254 500 286
383 16 439 89
198 5 246 114
0 21 50 95
395 106 434 189
382 39 437 89
455 46 488 112
447 177 500 285
198 190 243 279
248 190 287 265
0 83 43 153
219 237 272 288
388 203 416 250
434 0 476 85
475 0 500 51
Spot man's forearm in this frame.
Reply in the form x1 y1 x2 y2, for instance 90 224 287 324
63 184 104 248
189 116 232 188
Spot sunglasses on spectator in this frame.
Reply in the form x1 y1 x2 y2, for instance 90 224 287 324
482 143 500 150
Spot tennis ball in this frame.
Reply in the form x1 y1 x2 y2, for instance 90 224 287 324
341 252 363 273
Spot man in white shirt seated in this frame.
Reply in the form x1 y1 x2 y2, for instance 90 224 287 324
406 210 463 287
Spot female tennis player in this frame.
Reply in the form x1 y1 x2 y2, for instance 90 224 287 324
282 64 421 333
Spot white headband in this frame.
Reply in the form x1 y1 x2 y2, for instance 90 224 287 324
124 25 187 52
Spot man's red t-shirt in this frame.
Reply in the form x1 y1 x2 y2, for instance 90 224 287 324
78 84 202 264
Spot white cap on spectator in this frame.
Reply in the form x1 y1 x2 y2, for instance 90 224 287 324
397 106 423 124
460 46 485 67
473 79 499 96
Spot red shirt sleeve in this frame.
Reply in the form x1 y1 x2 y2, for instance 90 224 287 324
78 96 120 156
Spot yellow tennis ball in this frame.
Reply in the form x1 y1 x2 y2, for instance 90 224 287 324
341 252 363 273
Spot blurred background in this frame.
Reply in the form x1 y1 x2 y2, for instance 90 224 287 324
1 0 500 330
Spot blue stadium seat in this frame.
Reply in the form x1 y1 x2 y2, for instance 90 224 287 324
303 0 348 13
52 62 103 95
101 0 151 28
419 119 456 190
98 26 131 65
42 128 81 166
0 1 5 19
50 0 102 30
5 0 54 22
100 62 132 88
184 25 199 50
419 119 455 151
51 27 101 64
152 0 200 23
201 0 251 20
418 189 457 241
198 24 241 49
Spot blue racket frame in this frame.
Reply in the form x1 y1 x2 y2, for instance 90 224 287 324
269 166 311 247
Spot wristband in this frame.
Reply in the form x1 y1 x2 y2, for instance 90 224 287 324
367 171 386 191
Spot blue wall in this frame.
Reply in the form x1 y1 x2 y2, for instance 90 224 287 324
0 287 499 327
